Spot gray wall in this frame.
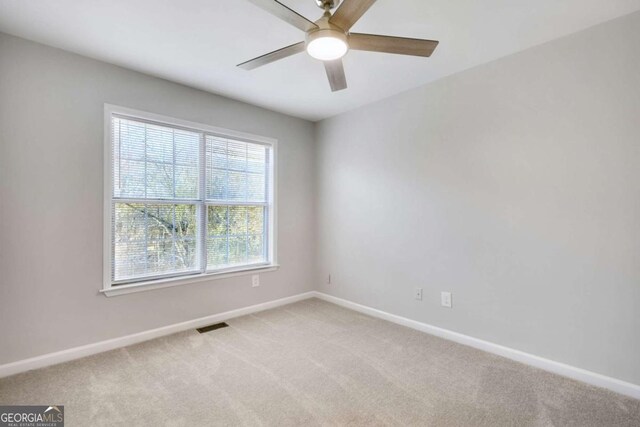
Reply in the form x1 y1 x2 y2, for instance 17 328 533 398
0 33 316 364
315 12 640 385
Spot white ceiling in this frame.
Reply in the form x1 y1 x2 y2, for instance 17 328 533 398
1 0 639 121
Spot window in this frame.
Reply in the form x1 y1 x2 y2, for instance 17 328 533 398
103 106 276 295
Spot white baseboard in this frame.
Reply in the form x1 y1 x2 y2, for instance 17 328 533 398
0 291 316 379
313 292 640 400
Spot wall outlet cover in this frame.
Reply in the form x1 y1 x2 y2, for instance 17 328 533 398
252 275 260 287
441 291 452 308
415 288 423 301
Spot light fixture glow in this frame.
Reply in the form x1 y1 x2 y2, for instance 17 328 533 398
307 37 348 60
306 29 349 61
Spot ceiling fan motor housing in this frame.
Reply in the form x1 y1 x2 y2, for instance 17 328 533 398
315 0 341 10
306 16 348 44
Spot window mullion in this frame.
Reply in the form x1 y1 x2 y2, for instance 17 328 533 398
172 130 177 270
199 132 207 274
172 204 177 269
245 205 249 264
226 206 230 267
263 204 268 261
117 119 122 190
144 205 148 276
265 147 270 262
144 124 147 199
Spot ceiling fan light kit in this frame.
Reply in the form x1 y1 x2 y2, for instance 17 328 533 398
306 22 349 60
239 0 439 92
306 33 348 60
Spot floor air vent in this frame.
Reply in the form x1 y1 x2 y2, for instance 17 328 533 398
197 322 229 334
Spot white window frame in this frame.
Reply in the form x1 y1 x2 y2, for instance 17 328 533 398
102 104 278 297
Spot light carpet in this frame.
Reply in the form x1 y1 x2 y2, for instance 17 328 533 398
1 298 638 426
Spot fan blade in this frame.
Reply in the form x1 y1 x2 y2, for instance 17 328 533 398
238 42 306 70
246 0 318 32
329 0 377 32
324 59 347 92
349 33 439 57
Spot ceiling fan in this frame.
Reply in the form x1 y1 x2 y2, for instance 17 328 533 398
238 0 439 92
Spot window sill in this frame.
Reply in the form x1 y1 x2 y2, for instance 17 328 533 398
101 264 280 297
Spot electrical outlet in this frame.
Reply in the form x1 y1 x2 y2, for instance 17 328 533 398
252 275 260 287
441 291 452 308
327 274 331 285
415 288 423 301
